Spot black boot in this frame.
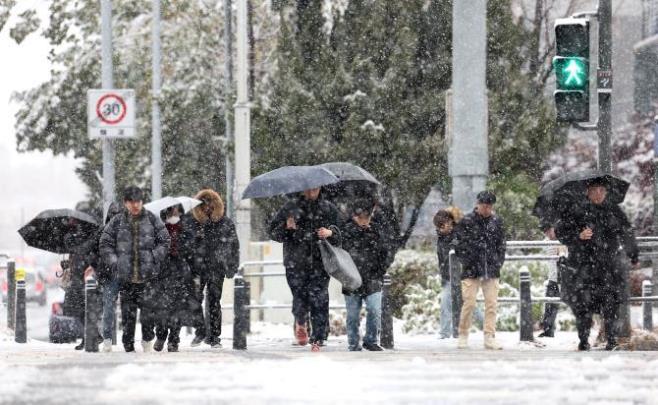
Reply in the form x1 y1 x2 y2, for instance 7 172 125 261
153 339 166 352
605 337 618 351
578 340 591 351
74 339 85 350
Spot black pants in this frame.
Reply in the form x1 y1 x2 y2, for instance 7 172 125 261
156 321 181 344
194 274 225 340
120 282 155 346
541 280 560 335
571 290 620 346
286 267 330 343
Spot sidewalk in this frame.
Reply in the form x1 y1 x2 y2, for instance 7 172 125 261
2 323 658 404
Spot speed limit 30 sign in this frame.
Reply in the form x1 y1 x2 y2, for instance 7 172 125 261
87 89 136 139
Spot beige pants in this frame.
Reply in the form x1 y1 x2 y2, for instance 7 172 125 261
458 278 499 337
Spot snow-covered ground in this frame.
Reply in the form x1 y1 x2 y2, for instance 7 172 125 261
1 320 658 405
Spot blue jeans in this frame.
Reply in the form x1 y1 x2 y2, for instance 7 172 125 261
345 292 382 349
102 278 120 340
439 282 452 338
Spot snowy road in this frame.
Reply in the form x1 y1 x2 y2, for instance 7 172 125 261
1 323 658 405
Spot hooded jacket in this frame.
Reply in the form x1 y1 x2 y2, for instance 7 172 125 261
183 189 240 278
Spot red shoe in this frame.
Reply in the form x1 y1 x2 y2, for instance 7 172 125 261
311 342 321 352
295 323 309 346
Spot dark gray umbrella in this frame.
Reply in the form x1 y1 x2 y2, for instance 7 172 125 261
242 165 340 199
532 169 630 223
18 209 99 254
319 162 380 184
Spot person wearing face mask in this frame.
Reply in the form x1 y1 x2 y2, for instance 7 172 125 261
183 189 239 349
151 205 200 352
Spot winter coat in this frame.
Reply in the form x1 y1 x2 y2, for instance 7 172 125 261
556 201 638 270
340 219 389 296
184 189 240 279
555 201 638 309
62 226 99 319
91 203 124 286
436 231 456 285
453 209 506 280
152 221 203 326
269 196 341 273
99 208 171 283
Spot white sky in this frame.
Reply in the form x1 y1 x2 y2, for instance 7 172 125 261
0 2 87 263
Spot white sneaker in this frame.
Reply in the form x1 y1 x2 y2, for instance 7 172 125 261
457 336 468 349
141 340 154 353
102 339 112 353
484 335 503 350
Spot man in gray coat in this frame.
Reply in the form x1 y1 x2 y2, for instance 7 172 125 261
100 186 170 352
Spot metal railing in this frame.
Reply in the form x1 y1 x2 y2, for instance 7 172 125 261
449 239 658 342
232 260 395 350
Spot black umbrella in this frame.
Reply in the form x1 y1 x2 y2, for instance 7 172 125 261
532 169 630 223
319 162 380 184
242 165 340 199
18 209 99 254
320 162 381 207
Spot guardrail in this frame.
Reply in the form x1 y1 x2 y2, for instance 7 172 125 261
234 239 658 348
449 241 658 342
232 259 395 350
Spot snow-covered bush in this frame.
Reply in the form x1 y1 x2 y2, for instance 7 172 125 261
392 249 576 334
388 250 438 318
400 274 442 334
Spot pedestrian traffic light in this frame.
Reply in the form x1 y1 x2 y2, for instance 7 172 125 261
553 18 590 122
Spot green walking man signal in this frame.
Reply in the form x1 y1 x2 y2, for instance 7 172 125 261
553 18 590 122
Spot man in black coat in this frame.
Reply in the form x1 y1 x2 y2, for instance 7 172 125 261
99 186 171 353
454 191 506 350
341 200 390 351
185 189 239 349
269 188 340 351
555 179 639 351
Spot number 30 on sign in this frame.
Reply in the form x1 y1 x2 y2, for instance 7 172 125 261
87 89 136 139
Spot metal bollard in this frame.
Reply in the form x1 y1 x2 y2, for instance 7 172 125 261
643 280 653 331
112 299 118 345
14 279 27 343
519 267 534 342
232 275 247 350
7 261 15 330
380 273 394 349
204 286 211 338
245 280 251 334
85 277 101 352
449 251 462 338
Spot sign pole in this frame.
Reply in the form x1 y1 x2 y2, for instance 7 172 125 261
234 0 251 264
101 0 115 215
151 0 162 199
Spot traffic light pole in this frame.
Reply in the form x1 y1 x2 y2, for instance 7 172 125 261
597 0 612 174
566 4 613 175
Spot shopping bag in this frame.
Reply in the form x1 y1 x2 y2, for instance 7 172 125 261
318 239 362 291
